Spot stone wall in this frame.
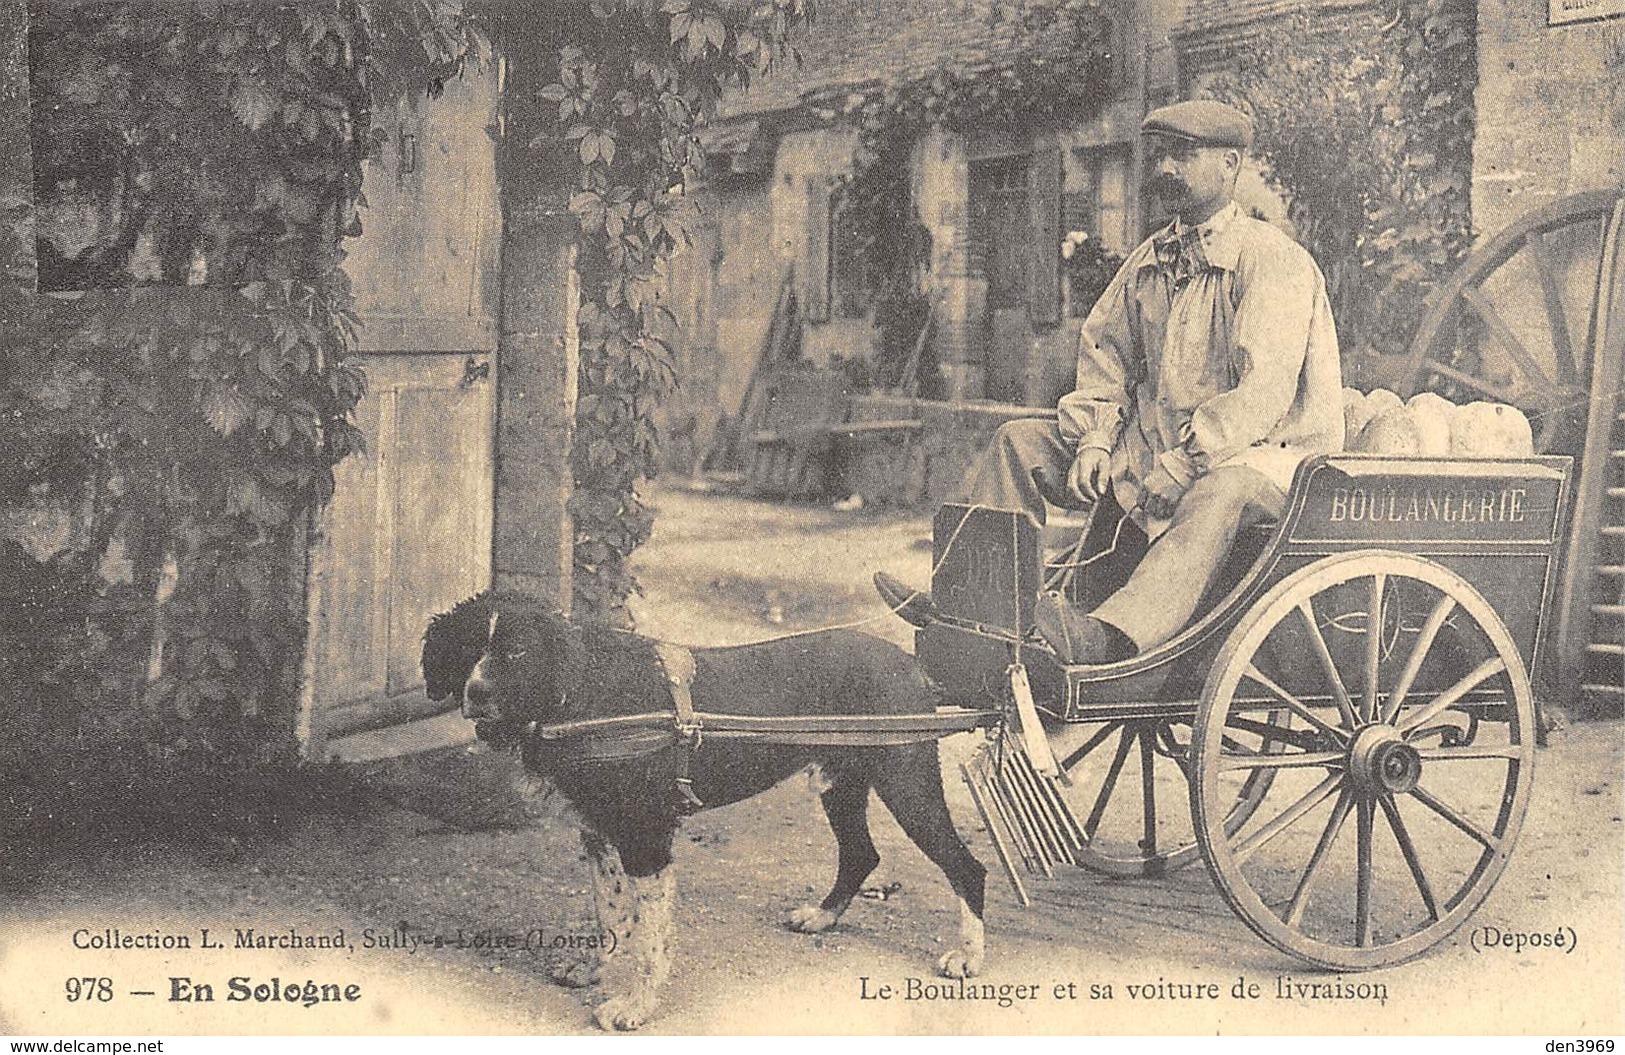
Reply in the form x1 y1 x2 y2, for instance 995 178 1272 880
770 127 875 367
1473 5 1624 237
707 181 775 414
665 128 878 467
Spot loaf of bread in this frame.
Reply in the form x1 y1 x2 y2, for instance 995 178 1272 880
1352 407 1423 455
1450 400 1536 457
1405 391 1456 457
1341 388 1534 458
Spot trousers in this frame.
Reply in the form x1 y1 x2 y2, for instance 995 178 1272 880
961 418 1287 651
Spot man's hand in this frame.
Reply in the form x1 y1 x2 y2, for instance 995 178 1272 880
1140 461 1188 521
1067 447 1111 504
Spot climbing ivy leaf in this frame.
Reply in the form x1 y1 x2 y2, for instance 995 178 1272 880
229 81 278 131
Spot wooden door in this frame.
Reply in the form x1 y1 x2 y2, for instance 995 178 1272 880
301 68 501 749
305 352 494 740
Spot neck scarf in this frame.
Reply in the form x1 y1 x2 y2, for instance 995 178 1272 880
1153 222 1207 285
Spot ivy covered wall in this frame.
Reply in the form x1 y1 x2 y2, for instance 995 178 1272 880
2 2 490 780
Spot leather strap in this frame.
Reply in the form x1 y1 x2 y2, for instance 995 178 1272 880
653 641 704 810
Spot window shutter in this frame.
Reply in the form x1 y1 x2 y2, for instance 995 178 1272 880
1027 141 1063 328
803 178 831 324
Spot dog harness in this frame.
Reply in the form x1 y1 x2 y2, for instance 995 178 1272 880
653 641 705 811
525 639 1001 815
522 641 708 812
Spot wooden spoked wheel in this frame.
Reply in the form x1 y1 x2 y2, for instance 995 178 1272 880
1056 715 1284 878
1192 552 1536 969
1400 190 1623 455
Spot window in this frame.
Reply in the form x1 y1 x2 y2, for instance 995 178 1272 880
1064 145 1132 318
1065 145 1132 255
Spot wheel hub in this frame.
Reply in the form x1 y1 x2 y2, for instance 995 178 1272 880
1347 725 1422 796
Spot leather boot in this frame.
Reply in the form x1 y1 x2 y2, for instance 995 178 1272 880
873 571 939 628
1034 592 1138 665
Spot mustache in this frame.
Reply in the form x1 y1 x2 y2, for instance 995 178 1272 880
1146 173 1188 198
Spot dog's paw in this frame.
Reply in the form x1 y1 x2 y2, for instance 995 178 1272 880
937 947 984 980
785 905 841 933
593 995 655 1031
548 958 599 989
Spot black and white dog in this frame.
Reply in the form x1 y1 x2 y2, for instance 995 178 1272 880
421 591 987 1031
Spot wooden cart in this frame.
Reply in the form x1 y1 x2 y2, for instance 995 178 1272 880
918 452 1571 970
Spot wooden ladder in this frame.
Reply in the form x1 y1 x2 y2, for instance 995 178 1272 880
1569 403 1624 715
1558 197 1625 716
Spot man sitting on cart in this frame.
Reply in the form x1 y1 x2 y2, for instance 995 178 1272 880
876 99 1344 665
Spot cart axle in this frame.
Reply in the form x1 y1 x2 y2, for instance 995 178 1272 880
1347 726 1424 797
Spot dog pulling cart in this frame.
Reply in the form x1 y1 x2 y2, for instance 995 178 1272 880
483 190 1612 996
518 450 1569 974
918 451 1571 971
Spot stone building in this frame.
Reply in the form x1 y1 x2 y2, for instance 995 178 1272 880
660 0 1336 500
1472 0 1623 235
661 0 1178 497
666 0 1620 490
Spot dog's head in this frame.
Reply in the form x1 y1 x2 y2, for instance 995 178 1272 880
422 591 573 746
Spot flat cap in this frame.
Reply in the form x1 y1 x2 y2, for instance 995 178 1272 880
1141 99 1253 149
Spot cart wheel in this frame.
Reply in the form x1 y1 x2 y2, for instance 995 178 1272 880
1399 190 1622 454
1192 551 1535 969
1057 715 1285 878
